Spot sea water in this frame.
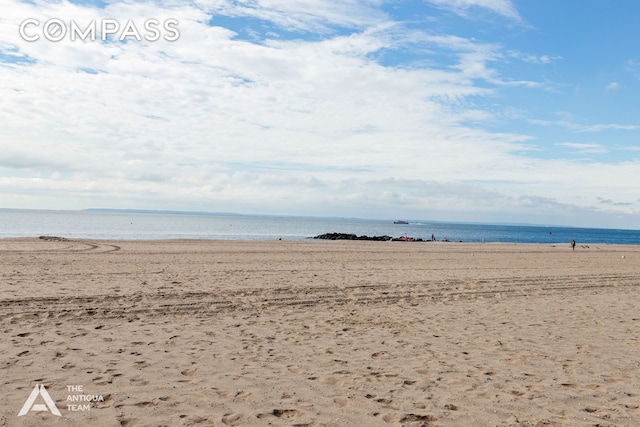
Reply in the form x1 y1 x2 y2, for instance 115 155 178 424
1 208 639 244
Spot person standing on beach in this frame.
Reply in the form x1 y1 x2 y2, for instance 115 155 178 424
571 240 576 250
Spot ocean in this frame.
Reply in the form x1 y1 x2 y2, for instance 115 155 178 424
1 208 639 244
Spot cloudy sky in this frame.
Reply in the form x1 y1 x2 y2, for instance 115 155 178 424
1 0 639 228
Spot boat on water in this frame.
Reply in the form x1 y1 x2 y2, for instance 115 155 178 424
393 220 409 224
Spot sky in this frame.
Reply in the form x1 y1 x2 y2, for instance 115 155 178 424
1 0 639 229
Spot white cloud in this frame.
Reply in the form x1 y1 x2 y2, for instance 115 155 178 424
0 0 639 228
606 81 620 91
196 0 388 32
425 0 523 23
557 142 608 154
578 123 639 132
508 50 562 65
530 117 639 133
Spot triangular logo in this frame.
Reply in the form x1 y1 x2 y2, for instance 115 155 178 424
17 384 62 417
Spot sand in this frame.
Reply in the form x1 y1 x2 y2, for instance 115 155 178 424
0 238 639 427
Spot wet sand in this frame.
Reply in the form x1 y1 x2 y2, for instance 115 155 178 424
1 238 639 426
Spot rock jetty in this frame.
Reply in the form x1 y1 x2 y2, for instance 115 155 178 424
313 233 424 242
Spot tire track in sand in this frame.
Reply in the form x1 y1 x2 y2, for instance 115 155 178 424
0 273 637 322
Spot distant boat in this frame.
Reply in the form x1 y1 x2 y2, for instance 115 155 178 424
393 220 409 224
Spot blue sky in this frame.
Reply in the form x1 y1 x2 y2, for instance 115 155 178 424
1 0 639 228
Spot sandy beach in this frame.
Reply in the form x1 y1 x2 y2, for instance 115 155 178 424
1 238 639 426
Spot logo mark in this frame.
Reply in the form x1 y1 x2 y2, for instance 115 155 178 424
17 384 62 417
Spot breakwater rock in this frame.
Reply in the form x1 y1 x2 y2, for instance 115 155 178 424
313 233 424 242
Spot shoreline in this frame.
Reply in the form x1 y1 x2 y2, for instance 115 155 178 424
2 235 639 247
3 209 640 245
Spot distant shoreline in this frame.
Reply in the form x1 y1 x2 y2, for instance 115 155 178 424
1 236 638 250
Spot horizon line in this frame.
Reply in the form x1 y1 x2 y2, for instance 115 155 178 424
0 206 628 231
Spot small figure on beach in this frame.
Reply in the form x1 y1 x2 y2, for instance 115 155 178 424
431 234 435 241
571 240 576 250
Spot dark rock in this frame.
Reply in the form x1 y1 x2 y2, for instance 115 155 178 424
313 233 423 242
39 236 70 241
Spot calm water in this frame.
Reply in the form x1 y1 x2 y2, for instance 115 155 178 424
1 209 639 244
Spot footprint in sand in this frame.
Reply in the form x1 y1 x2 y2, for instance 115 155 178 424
180 368 197 376
382 413 402 423
400 413 438 423
257 409 300 420
133 401 156 408
233 390 251 400
272 409 300 419
287 365 303 374
221 413 243 426
0 359 18 369
92 375 112 385
129 376 148 386
211 389 230 399
134 360 150 369
383 413 437 424
320 376 344 386
96 394 115 408
183 416 214 425
333 397 349 407
376 397 393 405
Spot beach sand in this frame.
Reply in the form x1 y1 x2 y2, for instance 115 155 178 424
1 238 639 426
